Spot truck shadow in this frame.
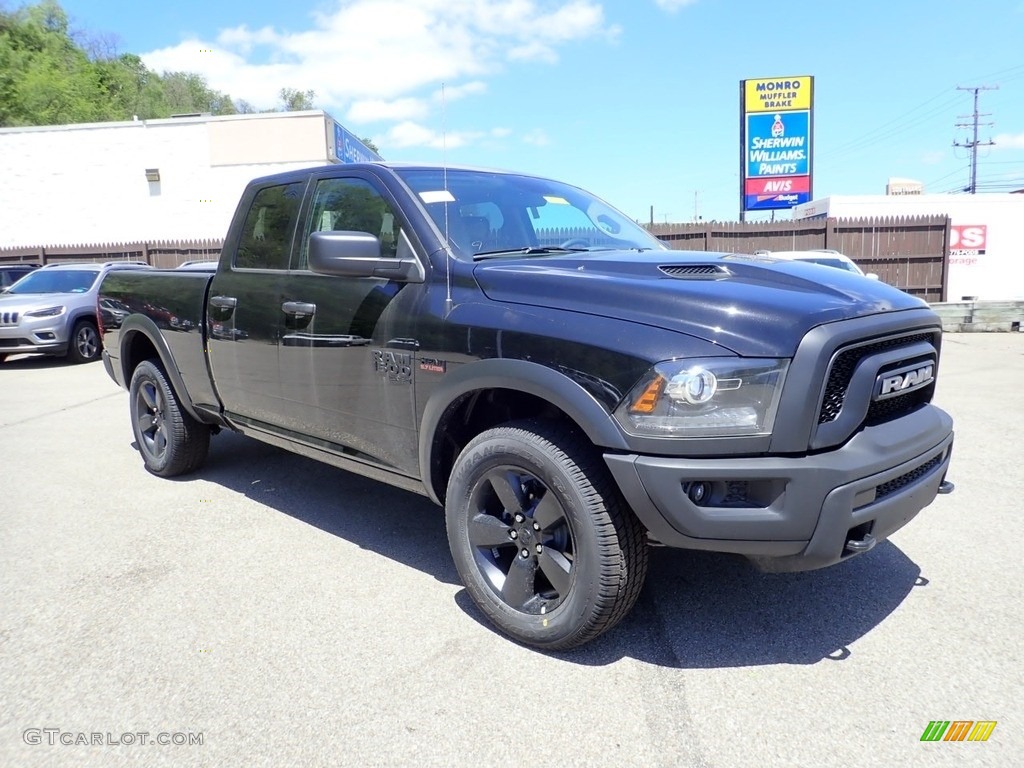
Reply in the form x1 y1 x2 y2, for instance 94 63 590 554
546 543 923 668
190 430 923 669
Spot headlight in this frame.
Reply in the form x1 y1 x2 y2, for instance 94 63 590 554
615 358 789 437
25 306 66 318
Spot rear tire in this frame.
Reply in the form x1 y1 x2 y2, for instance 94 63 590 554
129 359 210 477
67 319 101 364
445 419 648 650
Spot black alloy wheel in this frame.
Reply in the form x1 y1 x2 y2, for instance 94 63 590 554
446 420 648 650
129 359 210 477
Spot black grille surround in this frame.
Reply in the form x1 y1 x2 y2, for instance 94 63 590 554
799 327 941 452
818 332 934 425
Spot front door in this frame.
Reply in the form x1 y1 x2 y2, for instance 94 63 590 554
277 173 422 476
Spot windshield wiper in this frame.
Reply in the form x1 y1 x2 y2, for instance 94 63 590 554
472 246 589 261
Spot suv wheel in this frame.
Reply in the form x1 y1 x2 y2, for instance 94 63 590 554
67 319 101 364
445 419 648 650
129 359 210 477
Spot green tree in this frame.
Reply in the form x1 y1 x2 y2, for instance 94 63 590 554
0 0 107 125
0 1 332 128
279 87 315 111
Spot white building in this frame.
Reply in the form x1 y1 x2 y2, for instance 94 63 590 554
0 111 379 248
792 193 1024 301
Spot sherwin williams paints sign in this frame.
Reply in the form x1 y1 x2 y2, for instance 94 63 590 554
740 76 814 214
333 123 382 164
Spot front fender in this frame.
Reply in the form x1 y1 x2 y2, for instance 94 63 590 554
418 357 630 504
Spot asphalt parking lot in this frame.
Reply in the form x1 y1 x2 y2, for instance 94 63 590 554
1 332 1021 768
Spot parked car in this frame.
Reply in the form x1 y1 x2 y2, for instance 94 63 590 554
175 260 219 271
0 263 41 291
760 249 879 279
0 261 151 363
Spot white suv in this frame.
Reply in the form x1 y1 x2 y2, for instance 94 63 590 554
759 249 878 279
0 261 151 364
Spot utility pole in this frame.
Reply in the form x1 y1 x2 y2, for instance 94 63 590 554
954 85 998 194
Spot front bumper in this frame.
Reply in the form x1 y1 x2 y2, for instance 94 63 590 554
0 317 70 356
605 404 954 572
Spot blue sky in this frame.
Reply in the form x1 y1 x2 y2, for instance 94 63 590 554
55 0 1024 223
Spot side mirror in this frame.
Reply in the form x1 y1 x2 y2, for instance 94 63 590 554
308 231 424 282
865 272 880 280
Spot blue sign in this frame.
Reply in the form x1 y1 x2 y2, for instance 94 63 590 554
745 111 810 178
333 123 382 164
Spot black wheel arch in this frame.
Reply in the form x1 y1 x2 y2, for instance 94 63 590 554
419 358 630 505
116 315 206 425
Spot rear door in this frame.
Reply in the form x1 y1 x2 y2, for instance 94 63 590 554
208 179 305 427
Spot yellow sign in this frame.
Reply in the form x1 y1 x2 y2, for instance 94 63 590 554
744 76 812 113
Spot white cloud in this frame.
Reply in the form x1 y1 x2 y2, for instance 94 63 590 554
383 121 485 150
433 81 488 103
380 122 514 150
141 0 613 114
347 98 429 123
654 0 698 11
522 129 551 146
993 132 1024 150
216 24 281 54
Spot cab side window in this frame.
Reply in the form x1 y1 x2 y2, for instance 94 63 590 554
235 182 304 270
298 178 400 269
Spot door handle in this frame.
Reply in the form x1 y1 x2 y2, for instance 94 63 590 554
210 295 238 309
282 301 316 317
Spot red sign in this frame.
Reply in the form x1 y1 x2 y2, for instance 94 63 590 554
744 175 811 196
950 225 987 250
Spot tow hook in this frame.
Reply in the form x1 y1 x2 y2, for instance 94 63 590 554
844 533 877 556
938 480 955 495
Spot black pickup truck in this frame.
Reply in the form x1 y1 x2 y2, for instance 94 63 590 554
99 162 954 649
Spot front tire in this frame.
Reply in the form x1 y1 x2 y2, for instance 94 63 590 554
129 359 210 477
67 319 101 363
445 420 648 650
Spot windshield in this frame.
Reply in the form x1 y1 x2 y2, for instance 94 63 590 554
396 169 666 259
6 269 98 294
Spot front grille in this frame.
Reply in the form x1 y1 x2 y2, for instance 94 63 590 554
0 311 19 326
659 264 729 278
818 332 934 424
0 337 32 348
865 391 928 424
875 455 942 500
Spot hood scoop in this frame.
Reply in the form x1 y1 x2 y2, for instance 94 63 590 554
659 264 730 279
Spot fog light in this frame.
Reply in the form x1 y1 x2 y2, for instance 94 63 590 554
686 481 710 504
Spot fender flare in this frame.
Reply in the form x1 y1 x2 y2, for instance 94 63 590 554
418 358 629 504
117 315 205 424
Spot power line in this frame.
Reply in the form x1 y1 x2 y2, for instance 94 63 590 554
953 85 998 193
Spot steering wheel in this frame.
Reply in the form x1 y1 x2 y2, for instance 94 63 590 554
559 238 590 249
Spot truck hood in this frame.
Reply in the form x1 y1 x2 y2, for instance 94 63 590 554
472 251 930 357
